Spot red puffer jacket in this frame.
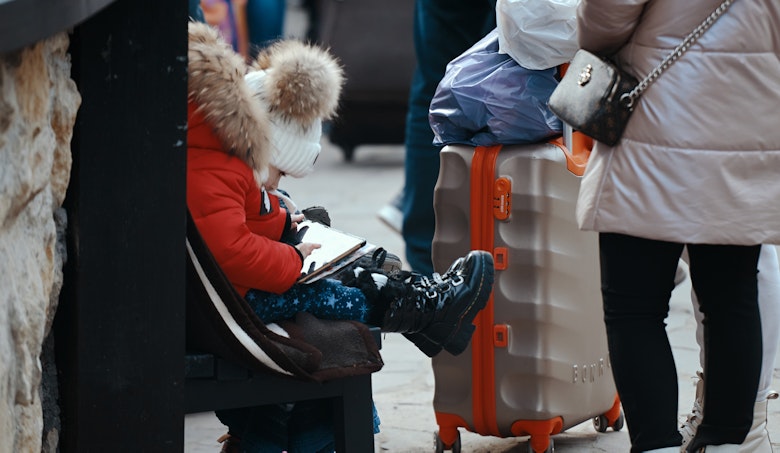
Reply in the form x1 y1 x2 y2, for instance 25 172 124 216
187 103 303 296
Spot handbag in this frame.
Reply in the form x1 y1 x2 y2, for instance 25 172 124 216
548 0 734 146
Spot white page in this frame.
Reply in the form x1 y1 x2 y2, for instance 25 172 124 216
296 220 366 282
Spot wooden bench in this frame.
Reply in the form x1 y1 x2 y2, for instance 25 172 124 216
184 329 381 452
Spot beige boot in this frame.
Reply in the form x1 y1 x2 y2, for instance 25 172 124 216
739 391 777 453
680 374 774 453
681 371 705 452
694 445 740 452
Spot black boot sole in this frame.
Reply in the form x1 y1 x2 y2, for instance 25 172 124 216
403 332 443 357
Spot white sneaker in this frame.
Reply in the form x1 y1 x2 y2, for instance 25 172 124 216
739 392 776 453
680 372 775 453
681 371 705 451
377 191 403 234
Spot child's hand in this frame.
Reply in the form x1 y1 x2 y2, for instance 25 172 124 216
290 213 305 230
296 242 321 259
281 212 307 245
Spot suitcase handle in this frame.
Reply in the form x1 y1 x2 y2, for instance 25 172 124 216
550 124 593 177
552 63 593 176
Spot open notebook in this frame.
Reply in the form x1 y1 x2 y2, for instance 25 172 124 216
296 220 367 283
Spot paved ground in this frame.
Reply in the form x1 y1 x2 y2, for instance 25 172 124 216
184 139 780 452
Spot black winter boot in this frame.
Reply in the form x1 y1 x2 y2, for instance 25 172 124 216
403 256 469 357
381 250 494 356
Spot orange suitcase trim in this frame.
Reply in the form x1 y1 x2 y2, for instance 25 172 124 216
470 144 502 437
435 413 470 448
550 132 593 176
510 418 564 453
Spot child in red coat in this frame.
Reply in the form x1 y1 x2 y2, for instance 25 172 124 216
187 22 494 452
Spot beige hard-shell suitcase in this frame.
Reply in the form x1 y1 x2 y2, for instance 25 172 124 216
430 133 623 453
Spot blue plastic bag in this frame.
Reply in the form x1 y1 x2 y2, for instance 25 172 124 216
428 29 562 147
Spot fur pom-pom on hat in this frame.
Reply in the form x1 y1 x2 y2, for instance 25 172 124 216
244 40 344 178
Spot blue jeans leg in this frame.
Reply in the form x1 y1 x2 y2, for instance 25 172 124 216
245 0 286 55
402 0 496 274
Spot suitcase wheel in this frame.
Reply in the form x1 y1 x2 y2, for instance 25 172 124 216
433 430 461 453
526 438 554 453
593 409 625 433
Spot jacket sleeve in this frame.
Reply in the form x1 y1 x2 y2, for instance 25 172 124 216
577 0 648 56
188 163 304 294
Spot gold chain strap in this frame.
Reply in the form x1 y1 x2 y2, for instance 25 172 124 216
620 0 735 108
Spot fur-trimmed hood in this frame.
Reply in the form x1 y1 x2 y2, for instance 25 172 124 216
187 21 271 174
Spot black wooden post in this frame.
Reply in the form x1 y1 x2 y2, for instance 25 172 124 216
0 0 115 53
56 0 188 450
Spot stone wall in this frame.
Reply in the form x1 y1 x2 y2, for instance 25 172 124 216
0 32 81 453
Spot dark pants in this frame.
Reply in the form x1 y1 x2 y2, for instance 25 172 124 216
401 0 495 274
216 401 335 453
245 0 286 56
599 233 761 452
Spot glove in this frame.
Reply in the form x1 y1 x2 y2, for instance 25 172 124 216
302 206 331 227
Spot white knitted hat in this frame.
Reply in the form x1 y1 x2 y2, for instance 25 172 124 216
243 40 343 179
245 70 322 178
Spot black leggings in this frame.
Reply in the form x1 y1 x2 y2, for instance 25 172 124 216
599 233 761 452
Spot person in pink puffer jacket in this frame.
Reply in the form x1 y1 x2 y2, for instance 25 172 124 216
573 1 780 452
